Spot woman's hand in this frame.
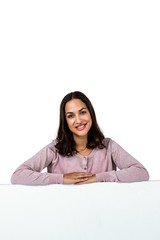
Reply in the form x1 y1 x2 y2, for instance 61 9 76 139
76 174 96 184
63 172 96 184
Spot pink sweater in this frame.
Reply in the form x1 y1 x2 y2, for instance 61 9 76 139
11 138 149 184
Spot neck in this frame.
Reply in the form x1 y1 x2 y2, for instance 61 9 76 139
74 136 88 152
76 146 87 152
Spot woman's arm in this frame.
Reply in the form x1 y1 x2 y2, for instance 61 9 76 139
10 144 63 185
96 140 150 183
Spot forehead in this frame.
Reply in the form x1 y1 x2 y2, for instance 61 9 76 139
65 99 87 113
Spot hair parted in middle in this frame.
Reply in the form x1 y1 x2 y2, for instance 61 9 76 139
55 91 105 156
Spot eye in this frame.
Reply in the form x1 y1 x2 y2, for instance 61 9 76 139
67 114 74 119
80 110 87 115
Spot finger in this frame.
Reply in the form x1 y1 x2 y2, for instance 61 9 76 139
76 173 93 178
74 177 89 183
75 179 90 185
75 176 96 184
76 175 89 179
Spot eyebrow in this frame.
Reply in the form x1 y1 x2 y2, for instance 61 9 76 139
65 107 87 115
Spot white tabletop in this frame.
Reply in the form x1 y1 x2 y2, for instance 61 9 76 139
0 181 160 240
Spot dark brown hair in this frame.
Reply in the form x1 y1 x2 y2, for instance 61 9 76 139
55 91 105 156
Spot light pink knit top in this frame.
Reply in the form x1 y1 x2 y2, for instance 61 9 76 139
11 138 149 184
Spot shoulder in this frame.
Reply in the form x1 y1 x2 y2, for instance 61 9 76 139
40 139 61 160
103 138 129 154
37 139 58 155
102 137 112 147
47 139 58 151
102 138 119 151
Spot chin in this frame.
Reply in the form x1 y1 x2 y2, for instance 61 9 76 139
74 131 88 137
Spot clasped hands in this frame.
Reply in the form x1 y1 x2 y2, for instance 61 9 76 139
63 172 96 184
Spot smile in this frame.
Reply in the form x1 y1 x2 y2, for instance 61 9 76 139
76 124 86 131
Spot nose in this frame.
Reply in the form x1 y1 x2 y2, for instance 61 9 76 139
75 114 81 124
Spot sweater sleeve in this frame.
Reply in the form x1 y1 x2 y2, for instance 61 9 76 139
96 139 150 183
10 144 63 185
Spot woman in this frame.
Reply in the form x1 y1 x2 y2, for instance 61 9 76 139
11 91 149 184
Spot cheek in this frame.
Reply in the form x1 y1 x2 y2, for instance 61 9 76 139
88 117 92 127
66 118 73 128
87 115 92 123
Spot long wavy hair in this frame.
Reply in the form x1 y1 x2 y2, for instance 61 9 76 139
55 91 105 156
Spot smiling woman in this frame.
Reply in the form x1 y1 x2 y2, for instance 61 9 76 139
11 91 150 185
65 99 92 138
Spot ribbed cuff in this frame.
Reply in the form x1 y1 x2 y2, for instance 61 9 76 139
96 171 117 182
49 174 64 184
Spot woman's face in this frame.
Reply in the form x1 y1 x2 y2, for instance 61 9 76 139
65 98 92 138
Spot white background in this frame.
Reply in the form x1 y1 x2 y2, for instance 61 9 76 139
0 0 159 183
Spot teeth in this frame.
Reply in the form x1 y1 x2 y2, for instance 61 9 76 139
77 125 85 130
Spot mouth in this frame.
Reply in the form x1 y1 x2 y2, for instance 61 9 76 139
76 124 86 131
